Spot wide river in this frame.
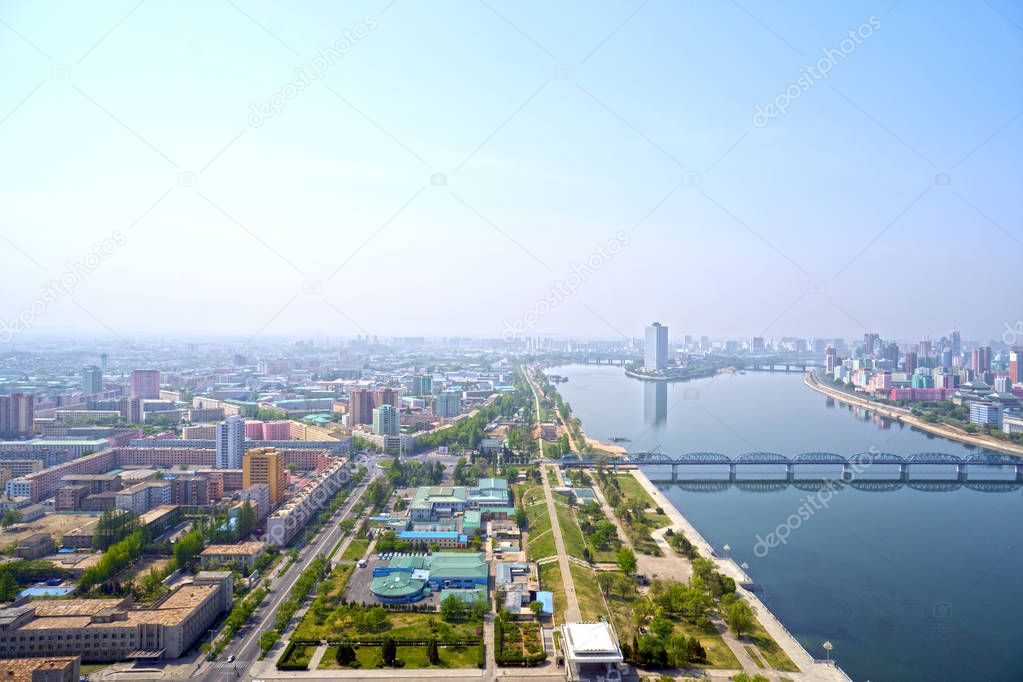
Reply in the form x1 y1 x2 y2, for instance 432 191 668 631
547 364 1023 682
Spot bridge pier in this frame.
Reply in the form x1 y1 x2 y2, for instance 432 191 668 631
957 463 967 482
842 463 853 481
900 463 909 482
786 463 795 482
1017 464 1023 483
729 463 736 481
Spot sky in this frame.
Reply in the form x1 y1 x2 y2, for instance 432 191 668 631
1 0 1021 346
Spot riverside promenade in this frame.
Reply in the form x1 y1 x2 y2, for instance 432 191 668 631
804 371 1023 457
631 468 852 682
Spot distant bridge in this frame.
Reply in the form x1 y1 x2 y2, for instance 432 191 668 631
559 451 1023 482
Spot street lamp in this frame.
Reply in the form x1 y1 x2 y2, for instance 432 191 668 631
822 640 833 664
722 543 730 558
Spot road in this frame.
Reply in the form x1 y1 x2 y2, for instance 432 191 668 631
194 460 382 682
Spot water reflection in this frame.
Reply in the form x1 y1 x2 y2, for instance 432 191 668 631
643 380 667 427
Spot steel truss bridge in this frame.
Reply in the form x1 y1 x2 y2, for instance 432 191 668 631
559 451 1023 484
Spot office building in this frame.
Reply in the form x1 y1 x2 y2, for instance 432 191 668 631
644 323 668 370
825 346 837 374
433 390 461 418
971 347 992 374
372 404 399 436
0 394 34 439
413 375 433 396
242 447 286 505
1010 348 1023 385
129 370 161 399
81 366 103 395
215 415 245 469
0 656 80 681
348 387 398 425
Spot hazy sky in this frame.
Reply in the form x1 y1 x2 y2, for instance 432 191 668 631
1 0 1021 345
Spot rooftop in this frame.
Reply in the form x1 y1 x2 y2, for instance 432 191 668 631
200 541 267 556
561 622 623 662
0 656 79 681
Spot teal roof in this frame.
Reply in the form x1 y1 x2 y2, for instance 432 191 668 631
389 556 427 570
463 510 482 530
427 552 487 580
371 571 426 597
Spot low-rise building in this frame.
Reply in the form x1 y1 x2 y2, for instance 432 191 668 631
15 534 55 560
0 655 80 681
560 622 624 682
199 541 268 571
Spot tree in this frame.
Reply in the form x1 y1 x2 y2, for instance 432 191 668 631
649 616 674 639
726 599 754 639
335 643 355 666
236 500 256 540
666 633 690 668
381 637 397 666
616 546 637 576
0 571 18 601
529 600 544 616
596 571 616 596
427 639 439 664
687 636 706 662
0 509 21 528
515 506 528 528
440 593 466 622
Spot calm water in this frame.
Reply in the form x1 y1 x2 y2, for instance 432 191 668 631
549 365 1023 682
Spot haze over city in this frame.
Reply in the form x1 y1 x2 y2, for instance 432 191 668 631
2 1 1021 342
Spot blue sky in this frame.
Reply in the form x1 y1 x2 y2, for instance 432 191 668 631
1 0 1021 345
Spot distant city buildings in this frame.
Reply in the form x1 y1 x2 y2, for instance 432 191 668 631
81 365 103 395
644 322 668 371
0 393 34 439
348 387 398 425
129 369 161 399
433 389 461 418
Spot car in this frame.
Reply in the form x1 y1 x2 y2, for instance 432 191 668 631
227 655 235 663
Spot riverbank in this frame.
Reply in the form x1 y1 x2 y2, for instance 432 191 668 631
631 468 852 682
803 371 1023 457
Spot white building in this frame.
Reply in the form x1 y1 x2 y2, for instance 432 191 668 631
372 404 399 436
644 322 668 371
216 415 245 469
560 622 624 681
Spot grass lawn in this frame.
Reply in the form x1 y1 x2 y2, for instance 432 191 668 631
279 644 314 669
569 563 607 622
302 609 482 643
746 617 799 672
745 644 766 668
339 538 370 561
616 474 671 528
538 563 567 625
319 644 480 669
555 502 586 559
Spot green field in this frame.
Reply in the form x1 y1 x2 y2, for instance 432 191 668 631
569 563 607 622
555 501 586 559
339 539 370 561
297 607 481 644
746 616 799 672
615 474 671 528
538 563 567 625
319 644 480 669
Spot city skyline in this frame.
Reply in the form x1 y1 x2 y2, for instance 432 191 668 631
1 2 1021 342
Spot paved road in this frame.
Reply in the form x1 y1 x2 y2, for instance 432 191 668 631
193 468 380 682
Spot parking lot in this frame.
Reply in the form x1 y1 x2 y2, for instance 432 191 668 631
344 551 442 607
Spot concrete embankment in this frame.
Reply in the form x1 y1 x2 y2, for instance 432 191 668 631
631 468 852 682
803 371 1023 457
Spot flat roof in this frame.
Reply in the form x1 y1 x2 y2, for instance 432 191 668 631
201 541 267 556
561 622 623 662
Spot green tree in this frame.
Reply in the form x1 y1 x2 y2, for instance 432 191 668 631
0 571 18 600
381 637 397 666
529 600 544 616
0 509 21 528
726 599 754 638
616 546 637 576
427 639 439 664
440 593 465 622
335 643 355 666
666 633 690 668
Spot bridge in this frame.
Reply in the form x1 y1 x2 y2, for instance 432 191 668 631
559 451 1023 482
745 356 826 372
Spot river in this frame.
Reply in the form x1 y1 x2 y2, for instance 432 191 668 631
546 364 1023 682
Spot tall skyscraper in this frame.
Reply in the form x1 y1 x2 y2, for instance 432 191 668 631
971 347 992 374
883 343 899 368
903 351 917 375
825 347 837 373
0 394 33 439
130 369 161 399
216 415 245 469
81 365 103 395
348 387 399 425
243 447 287 505
749 336 765 353
950 329 961 355
863 333 880 356
413 375 433 396
100 353 108 373
645 323 668 371
1010 349 1023 385
372 404 399 436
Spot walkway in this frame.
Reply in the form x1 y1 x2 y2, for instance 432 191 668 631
540 462 581 622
